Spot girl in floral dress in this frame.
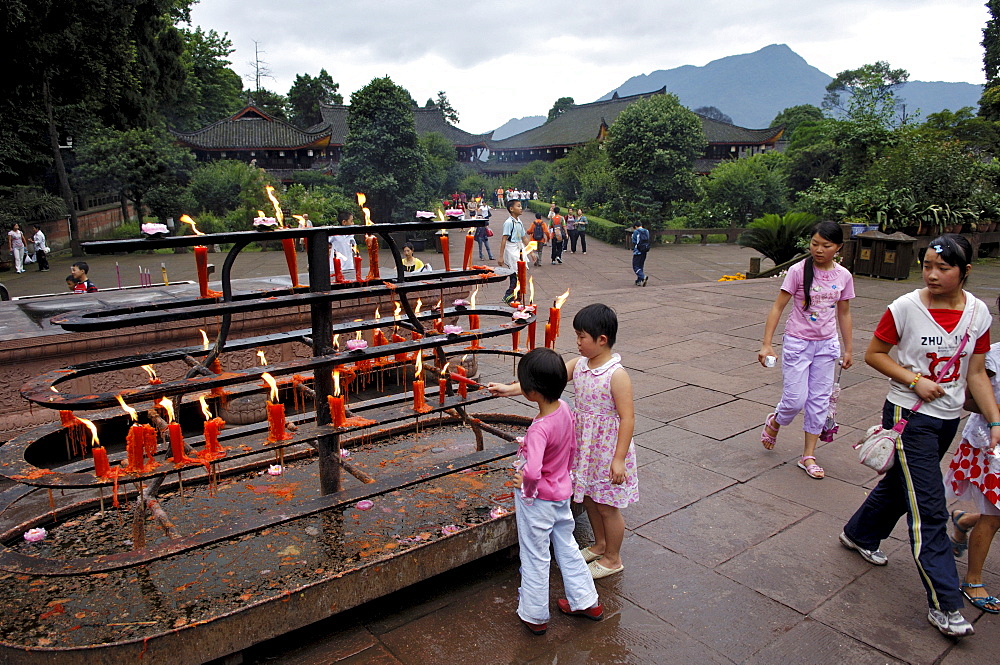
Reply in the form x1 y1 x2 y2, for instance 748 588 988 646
489 303 639 579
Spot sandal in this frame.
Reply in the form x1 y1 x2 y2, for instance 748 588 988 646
961 583 1000 614
580 546 601 563
761 413 778 450
588 560 624 579
951 510 970 557
797 456 825 479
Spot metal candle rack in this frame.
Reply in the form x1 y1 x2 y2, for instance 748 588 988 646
2 220 536 575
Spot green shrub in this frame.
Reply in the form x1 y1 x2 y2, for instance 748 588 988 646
738 212 818 265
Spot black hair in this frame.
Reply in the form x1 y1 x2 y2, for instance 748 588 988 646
71 261 89 274
553 206 560 214
32 223 41 229
573 303 618 347
66 274 78 284
403 242 415 251
337 210 353 223
801 220 844 311
535 212 543 220
926 233 973 284
505 200 521 213
517 348 567 402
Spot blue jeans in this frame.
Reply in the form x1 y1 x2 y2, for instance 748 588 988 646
632 252 647 281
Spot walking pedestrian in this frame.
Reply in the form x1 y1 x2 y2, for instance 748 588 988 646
7 223 26 273
630 220 651 287
31 224 49 272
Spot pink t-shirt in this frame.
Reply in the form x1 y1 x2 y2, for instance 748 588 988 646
780 259 855 341
519 400 576 502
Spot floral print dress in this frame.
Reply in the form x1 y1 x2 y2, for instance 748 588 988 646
572 353 639 508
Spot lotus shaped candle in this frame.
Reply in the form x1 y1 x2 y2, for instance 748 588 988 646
141 223 168 237
443 325 463 335
267 465 283 476
340 449 351 459
23 528 46 542
441 524 461 536
444 208 465 219
512 310 531 321
356 499 374 511
452 299 469 308
346 339 368 352
490 506 509 519
415 211 436 219
253 217 279 230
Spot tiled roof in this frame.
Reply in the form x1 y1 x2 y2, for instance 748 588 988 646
492 89 784 150
171 107 330 150
317 104 491 146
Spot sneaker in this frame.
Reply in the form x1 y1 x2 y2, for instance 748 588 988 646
520 617 547 635
551 261 557 265
635 280 641 286
839 531 888 566
556 257 562 264
557 598 603 621
927 608 974 637
503 293 515 305
641 276 649 287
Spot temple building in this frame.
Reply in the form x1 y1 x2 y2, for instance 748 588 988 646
485 88 785 176
172 104 492 182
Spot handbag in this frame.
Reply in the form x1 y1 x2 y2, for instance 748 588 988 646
486 228 493 237
855 308 975 474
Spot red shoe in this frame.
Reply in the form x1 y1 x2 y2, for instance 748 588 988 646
520 618 548 635
557 598 603 620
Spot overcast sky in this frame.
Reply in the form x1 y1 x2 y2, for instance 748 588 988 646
188 0 990 134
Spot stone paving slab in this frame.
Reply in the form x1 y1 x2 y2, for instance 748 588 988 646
743 618 907 665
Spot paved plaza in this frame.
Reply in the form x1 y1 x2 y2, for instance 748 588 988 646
3 220 1000 663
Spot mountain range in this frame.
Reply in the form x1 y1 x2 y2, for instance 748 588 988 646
492 44 983 135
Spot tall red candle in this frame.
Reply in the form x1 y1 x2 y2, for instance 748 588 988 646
439 376 448 405
281 238 300 286
512 329 520 353
544 323 552 348
125 424 145 472
327 394 347 427
516 259 527 301
333 255 344 283
353 254 363 280
267 402 293 442
366 235 380 280
202 417 225 458
92 446 111 478
412 378 427 411
168 421 186 463
462 232 474 270
547 306 560 345
454 365 468 398
527 319 537 350
439 234 451 271
195 245 210 298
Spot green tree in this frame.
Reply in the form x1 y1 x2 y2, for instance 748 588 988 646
337 77 426 222
250 90 289 121
287 69 343 128
435 91 459 124
981 1 1000 119
703 152 789 225
163 27 244 131
605 93 706 226
822 61 909 127
738 212 818 265
770 104 824 140
73 126 194 223
694 106 733 124
546 97 575 123
188 159 268 217
419 132 462 197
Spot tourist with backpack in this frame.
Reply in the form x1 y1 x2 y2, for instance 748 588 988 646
528 214 549 267
549 207 565 264
631 220 650 286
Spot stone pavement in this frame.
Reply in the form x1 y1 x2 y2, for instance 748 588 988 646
5 220 1000 664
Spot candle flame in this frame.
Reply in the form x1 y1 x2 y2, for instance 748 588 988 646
77 417 99 448
461 354 469 363
116 394 139 422
415 352 423 376
512 282 520 300
415 298 422 315
470 287 478 309
524 240 537 253
467 227 474 237
180 214 204 236
440 362 450 377
352 243 360 257
141 364 157 380
333 370 341 397
198 395 212 421
199 329 210 350
436 209 445 223
265 185 284 227
554 289 570 309
257 210 266 218
355 330 362 341
435 299 442 312
161 397 175 423
333 333 340 351
256 350 267 365
374 306 380 320
292 214 307 228
528 277 535 305
393 301 401 319
51 386 59 393
356 193 372 225
261 372 279 402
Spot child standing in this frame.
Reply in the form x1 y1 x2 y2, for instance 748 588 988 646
498 200 527 304
758 221 854 479
507 348 602 635
841 234 998 638
490 303 639 579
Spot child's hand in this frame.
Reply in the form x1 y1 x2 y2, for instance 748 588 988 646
487 382 515 397
513 470 523 487
913 377 946 403
841 351 853 370
757 346 774 367
609 459 627 485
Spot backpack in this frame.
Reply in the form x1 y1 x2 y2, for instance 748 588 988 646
635 228 650 253
531 221 545 241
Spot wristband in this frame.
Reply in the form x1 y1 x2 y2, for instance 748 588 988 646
990 422 1000 428
908 373 922 390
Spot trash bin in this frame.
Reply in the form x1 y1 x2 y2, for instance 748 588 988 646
852 230 917 280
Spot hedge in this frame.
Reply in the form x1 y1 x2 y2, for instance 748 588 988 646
524 200 628 246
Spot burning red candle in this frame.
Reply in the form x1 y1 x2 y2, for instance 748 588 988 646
527 314 537 350
125 425 145 471
462 231 474 270
546 290 571 348
328 371 347 427
281 238 301 287
439 375 448 405
439 233 451 271
169 421 186 463
263 373 293 443
353 252 363 281
512 329 520 353
203 417 225 458
544 322 552 348
454 365 468 399
391 332 407 362
366 234 380 280
412 354 431 413
195 245 210 298
92 446 111 478
333 255 344 283
516 251 527 301
373 328 388 346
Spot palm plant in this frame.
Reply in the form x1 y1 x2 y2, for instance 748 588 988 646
738 212 819 266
